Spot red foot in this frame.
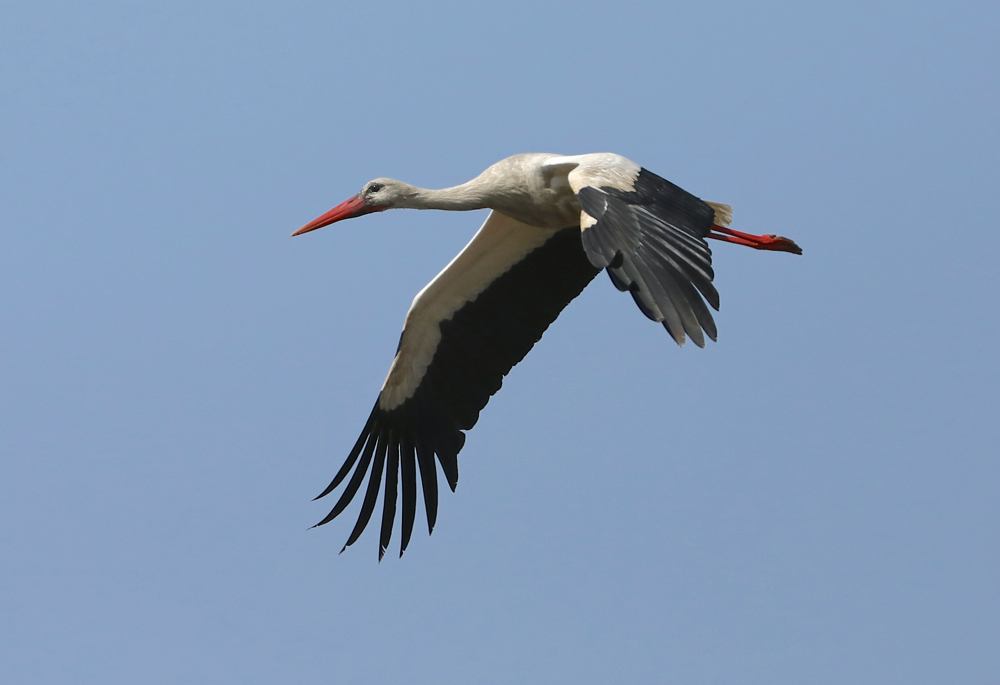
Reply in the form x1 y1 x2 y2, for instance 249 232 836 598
708 225 802 255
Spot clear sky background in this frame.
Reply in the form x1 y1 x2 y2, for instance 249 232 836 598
2 1 998 683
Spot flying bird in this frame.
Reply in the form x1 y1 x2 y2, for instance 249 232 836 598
293 153 801 559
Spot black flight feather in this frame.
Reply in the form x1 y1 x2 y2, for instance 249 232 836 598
577 168 718 346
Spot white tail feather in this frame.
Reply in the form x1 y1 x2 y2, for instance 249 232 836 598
706 202 732 226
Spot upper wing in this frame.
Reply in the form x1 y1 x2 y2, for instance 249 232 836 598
314 211 600 559
560 155 722 347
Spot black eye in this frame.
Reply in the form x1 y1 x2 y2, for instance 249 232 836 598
368 182 383 194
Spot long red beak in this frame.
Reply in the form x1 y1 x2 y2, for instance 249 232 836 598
707 225 803 255
292 196 380 236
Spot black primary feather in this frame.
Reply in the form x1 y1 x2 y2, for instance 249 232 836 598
576 168 719 347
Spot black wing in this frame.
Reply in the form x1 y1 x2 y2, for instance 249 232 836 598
314 221 600 559
575 168 719 347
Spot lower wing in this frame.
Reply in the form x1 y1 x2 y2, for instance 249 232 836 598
315 210 600 559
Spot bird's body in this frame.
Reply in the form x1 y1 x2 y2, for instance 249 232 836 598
293 152 801 559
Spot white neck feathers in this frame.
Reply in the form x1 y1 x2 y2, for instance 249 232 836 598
397 181 490 212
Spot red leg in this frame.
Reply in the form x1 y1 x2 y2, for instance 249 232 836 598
708 225 803 255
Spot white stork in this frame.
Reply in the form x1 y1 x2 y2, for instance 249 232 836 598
292 153 801 559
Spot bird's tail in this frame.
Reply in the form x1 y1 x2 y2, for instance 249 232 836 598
705 201 733 227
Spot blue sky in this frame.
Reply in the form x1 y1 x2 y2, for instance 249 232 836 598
2 1 998 683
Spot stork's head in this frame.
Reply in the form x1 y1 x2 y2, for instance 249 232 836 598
292 178 412 236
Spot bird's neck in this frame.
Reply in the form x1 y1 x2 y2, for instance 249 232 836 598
399 181 491 212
